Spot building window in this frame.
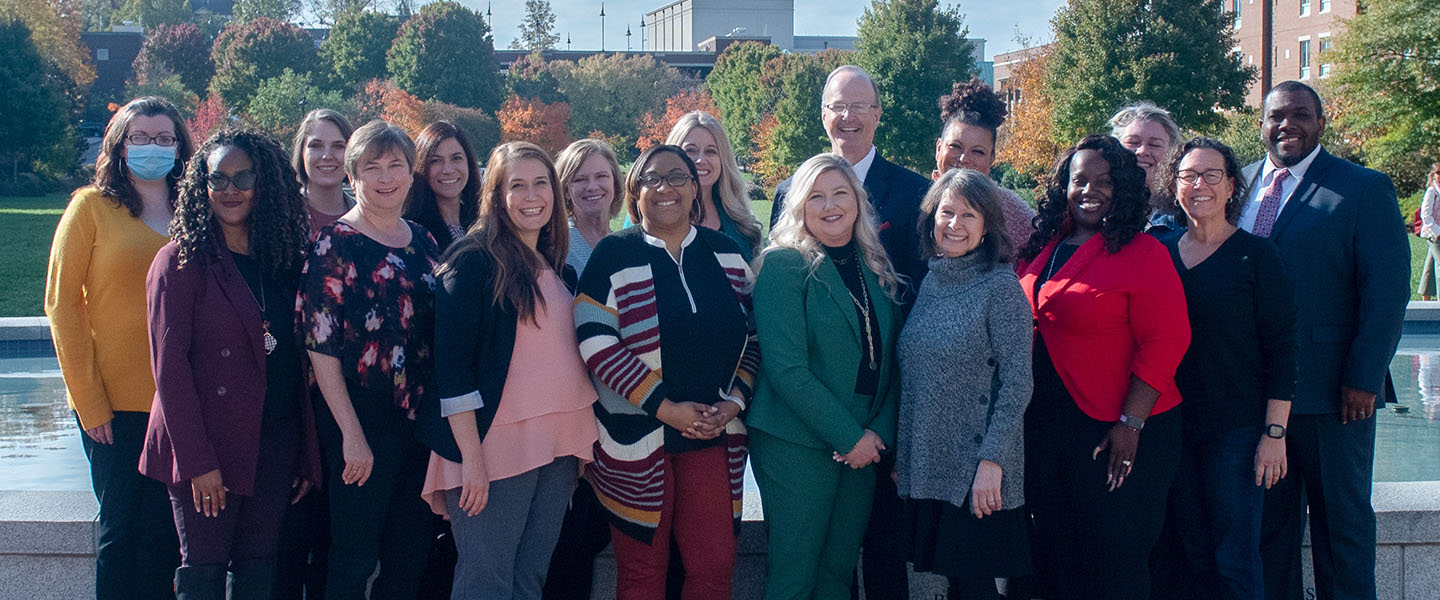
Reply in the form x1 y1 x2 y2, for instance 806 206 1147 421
1299 40 1311 79
96 48 109 61
1232 0 1242 28
1300 0 1311 16
1319 36 1332 77
1320 0 1331 12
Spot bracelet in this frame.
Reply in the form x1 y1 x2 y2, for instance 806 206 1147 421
719 389 747 412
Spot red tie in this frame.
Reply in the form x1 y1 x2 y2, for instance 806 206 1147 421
1252 168 1290 238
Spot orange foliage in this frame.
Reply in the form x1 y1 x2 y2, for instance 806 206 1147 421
497 96 574 156
996 48 1061 180
635 89 719 152
186 94 230 146
354 79 426 138
748 114 790 190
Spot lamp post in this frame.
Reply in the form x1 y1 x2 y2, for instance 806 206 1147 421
599 2 606 52
626 25 632 51
640 15 646 50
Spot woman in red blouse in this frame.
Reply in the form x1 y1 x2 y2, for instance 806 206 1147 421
1015 134 1190 600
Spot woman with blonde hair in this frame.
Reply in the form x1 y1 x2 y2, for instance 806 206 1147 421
554 139 625 274
665 111 764 260
749 153 903 600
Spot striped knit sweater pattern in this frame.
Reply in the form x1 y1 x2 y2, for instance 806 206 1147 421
574 226 760 544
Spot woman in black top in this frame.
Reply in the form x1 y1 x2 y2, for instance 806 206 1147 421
405 121 481 250
1158 137 1296 600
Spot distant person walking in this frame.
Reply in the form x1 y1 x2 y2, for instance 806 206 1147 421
46 96 192 600
1417 163 1440 300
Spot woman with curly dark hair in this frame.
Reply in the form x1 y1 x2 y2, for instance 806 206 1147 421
45 95 193 598
1015 134 1190 600
405 121 481 250
141 128 321 599
934 77 1035 249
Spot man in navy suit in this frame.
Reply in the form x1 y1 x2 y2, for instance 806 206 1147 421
771 65 932 306
769 64 930 600
1244 81 1410 600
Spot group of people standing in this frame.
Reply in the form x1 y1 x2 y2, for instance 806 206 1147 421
45 64 1408 600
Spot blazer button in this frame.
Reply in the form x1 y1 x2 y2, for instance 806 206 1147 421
216 386 227 396
220 348 231 358
973 434 984 445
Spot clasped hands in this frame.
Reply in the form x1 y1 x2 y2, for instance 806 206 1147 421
832 429 885 469
658 395 743 440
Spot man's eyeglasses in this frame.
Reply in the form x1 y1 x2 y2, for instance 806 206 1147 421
206 171 258 192
1177 169 1227 186
822 102 878 116
126 133 178 147
639 173 694 189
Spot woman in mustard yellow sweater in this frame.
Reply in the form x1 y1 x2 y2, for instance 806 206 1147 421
45 96 194 599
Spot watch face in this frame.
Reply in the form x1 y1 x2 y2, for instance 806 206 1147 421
1266 424 1286 439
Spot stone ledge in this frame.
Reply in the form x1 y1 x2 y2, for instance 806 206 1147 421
0 491 96 555
0 317 50 342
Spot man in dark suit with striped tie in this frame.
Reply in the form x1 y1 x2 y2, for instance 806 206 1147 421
1243 80 1410 600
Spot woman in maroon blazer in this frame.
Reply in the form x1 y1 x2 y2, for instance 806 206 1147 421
142 129 320 599
1015 134 1190 600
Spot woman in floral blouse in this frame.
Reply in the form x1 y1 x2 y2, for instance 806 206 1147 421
298 120 441 599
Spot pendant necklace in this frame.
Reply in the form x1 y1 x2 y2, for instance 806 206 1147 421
243 265 277 355
844 257 879 370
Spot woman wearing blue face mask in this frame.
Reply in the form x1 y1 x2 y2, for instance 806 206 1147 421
46 96 195 599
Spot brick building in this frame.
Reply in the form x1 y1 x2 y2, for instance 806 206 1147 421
1230 0 1358 107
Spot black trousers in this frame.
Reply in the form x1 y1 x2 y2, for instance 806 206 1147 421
317 402 433 600
1024 397 1181 600
855 452 909 600
273 485 330 600
80 410 180 600
1260 413 1377 600
543 479 612 600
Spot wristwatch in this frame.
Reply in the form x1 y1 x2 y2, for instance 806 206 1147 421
1265 424 1287 439
1118 414 1145 431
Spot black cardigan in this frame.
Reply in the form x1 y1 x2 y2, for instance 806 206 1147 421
415 248 580 463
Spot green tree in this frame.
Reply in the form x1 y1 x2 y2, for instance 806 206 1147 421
387 1 501 111
0 0 95 89
232 0 302 22
133 22 213 96
552 53 689 149
126 73 199 116
1045 0 1253 142
513 0 558 51
706 41 783 165
1209 108 1265 166
210 17 319 108
753 49 853 182
323 11 398 91
507 51 567 104
1331 0 1440 194
116 0 191 30
245 69 347 140
81 0 120 31
425 101 501 156
0 20 75 185
306 0 375 26
855 0 975 171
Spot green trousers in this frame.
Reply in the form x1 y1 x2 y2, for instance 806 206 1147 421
751 428 878 600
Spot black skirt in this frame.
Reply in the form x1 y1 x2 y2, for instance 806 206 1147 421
905 497 1033 580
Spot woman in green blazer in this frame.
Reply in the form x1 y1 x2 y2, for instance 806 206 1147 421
749 153 904 600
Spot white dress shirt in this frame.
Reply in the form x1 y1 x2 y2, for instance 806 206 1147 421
849 145 878 184
1239 144 1324 233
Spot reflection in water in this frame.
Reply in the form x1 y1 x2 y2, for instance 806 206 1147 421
1 352 1439 491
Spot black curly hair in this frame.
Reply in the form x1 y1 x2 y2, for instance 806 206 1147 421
170 129 310 278
1153 136 1250 225
1020 134 1150 259
938 77 1008 144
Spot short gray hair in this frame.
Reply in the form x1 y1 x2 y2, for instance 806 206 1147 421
1107 101 1180 153
823 65 881 108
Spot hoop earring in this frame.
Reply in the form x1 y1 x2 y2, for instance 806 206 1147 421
169 159 184 179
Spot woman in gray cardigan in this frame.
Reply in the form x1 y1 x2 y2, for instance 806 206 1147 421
896 168 1034 599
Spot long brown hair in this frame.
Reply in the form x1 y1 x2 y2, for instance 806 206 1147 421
404 121 481 233
93 96 195 216
439 142 568 324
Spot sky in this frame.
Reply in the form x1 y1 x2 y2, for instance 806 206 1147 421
460 0 1068 61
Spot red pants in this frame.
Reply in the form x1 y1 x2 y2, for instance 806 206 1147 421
610 445 737 600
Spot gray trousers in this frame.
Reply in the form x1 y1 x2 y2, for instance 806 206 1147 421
445 456 579 600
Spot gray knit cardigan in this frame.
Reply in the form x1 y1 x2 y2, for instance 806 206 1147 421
895 252 1034 510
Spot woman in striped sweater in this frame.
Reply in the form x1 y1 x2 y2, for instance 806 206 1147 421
574 144 760 600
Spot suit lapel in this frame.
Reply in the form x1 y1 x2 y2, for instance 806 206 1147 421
1269 149 1333 241
864 154 892 216
1035 235 1105 314
211 251 266 368
817 255 862 343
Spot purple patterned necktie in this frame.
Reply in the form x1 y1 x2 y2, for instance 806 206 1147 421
1252 168 1290 238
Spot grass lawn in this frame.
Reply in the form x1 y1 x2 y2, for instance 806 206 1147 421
1411 234 1430 300
0 193 68 317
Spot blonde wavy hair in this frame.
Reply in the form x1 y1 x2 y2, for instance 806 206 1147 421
759 153 901 300
664 111 763 255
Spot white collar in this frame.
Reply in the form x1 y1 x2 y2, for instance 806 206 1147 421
849 146 878 183
1262 144 1323 184
641 225 697 251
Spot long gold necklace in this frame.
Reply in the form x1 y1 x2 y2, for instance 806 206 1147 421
843 257 879 370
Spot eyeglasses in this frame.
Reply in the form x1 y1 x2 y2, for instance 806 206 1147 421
126 133 178 147
1177 169 1227 185
638 173 694 189
206 171 257 192
822 102 878 116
